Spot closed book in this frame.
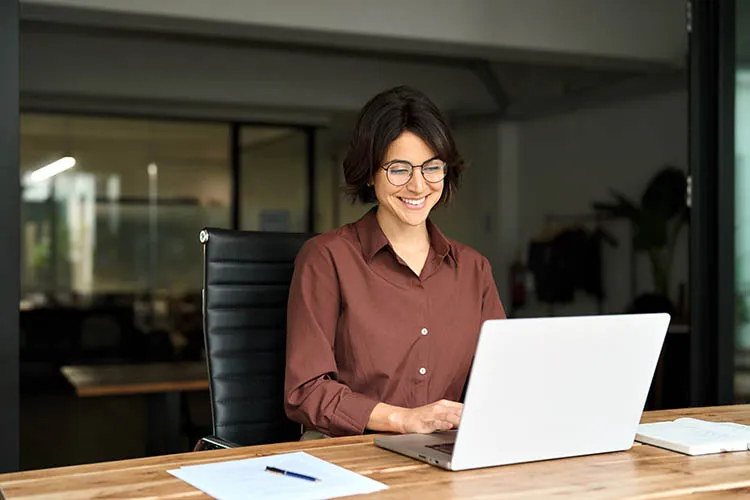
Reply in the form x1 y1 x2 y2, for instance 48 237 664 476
636 418 750 456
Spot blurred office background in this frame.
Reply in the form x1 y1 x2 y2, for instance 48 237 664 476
8 0 743 470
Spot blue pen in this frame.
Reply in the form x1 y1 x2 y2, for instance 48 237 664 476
265 465 321 482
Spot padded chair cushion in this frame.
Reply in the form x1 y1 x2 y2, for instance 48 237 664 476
201 228 313 445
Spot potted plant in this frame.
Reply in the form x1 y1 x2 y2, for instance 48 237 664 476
592 166 688 310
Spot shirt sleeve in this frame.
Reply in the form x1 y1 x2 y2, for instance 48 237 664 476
284 239 380 437
480 256 507 321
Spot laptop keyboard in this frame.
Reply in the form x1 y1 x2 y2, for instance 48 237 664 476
425 442 455 455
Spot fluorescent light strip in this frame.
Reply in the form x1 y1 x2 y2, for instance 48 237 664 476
29 156 77 183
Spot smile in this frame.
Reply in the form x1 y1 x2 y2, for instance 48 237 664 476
398 196 426 209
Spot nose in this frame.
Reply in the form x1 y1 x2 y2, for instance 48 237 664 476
406 167 426 192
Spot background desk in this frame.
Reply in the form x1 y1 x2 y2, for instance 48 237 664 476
61 362 208 455
3 405 750 499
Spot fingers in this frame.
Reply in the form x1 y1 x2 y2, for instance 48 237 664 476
402 399 465 433
432 411 461 430
435 399 463 410
434 400 463 421
427 402 463 432
426 415 458 433
432 420 454 432
409 415 456 434
444 411 461 427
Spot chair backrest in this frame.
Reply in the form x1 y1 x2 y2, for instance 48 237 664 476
200 227 313 446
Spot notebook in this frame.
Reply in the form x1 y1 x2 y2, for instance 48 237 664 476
635 418 750 455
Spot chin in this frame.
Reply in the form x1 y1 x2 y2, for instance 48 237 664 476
396 208 431 226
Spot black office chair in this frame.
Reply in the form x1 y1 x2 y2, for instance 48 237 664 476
194 227 313 451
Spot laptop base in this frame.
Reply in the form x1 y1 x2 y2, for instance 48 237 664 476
374 431 456 470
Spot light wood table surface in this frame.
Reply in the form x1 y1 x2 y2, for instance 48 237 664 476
60 362 209 397
60 362 209 456
3 405 750 499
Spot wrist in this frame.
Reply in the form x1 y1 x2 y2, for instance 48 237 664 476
366 402 409 434
389 407 407 434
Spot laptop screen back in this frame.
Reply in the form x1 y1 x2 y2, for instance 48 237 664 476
451 313 670 470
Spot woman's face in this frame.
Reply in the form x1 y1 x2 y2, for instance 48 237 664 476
373 131 444 228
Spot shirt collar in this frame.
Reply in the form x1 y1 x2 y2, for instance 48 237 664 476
355 206 455 264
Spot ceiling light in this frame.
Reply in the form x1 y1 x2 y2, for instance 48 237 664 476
28 156 76 183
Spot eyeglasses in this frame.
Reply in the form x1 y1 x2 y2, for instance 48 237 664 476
380 157 448 186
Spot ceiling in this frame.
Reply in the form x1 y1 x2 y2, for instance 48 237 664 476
17 3 688 126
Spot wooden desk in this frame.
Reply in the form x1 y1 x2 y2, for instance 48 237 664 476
3 405 750 499
60 362 209 397
61 362 209 456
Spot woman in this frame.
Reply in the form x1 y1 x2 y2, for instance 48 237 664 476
284 85 506 439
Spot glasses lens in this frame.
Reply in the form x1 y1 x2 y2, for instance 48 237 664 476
422 160 447 182
387 162 412 185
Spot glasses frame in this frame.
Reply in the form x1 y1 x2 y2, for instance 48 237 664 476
379 157 448 186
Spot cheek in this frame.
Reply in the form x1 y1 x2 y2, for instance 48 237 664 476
431 181 445 198
374 182 398 204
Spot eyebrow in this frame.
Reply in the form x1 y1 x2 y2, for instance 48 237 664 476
383 156 440 166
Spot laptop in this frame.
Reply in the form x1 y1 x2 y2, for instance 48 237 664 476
374 313 670 471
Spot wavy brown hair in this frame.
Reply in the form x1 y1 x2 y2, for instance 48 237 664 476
342 85 465 206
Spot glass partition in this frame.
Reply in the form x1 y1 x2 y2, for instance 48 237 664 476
239 126 309 232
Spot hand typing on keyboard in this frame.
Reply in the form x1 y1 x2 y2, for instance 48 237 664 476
394 399 463 434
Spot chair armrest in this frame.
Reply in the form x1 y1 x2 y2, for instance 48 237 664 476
193 435 241 451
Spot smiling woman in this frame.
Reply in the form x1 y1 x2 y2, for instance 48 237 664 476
284 85 506 440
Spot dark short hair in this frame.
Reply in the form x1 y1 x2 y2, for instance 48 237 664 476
342 85 465 205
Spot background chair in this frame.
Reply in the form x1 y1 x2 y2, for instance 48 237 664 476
195 227 313 450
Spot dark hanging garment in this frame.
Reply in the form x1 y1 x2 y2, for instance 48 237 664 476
527 227 606 304
528 240 562 303
578 230 605 299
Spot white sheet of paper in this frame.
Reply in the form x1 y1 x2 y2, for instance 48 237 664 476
168 451 388 500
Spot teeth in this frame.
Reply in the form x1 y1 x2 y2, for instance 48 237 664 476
401 197 425 206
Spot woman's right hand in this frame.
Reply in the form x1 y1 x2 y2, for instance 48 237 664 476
395 399 463 434
367 399 463 434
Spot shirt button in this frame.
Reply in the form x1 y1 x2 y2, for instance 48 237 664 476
419 367 427 375
421 328 428 336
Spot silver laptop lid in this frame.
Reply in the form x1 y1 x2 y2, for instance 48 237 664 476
451 313 669 470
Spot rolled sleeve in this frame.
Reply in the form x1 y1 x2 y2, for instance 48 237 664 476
284 239 380 437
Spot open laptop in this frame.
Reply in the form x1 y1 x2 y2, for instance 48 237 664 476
374 313 670 471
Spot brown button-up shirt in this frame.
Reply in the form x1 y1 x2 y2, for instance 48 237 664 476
284 207 506 437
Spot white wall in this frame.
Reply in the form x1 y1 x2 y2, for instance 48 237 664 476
496 123 521 303
517 90 688 317
433 122 499 262
22 0 686 67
